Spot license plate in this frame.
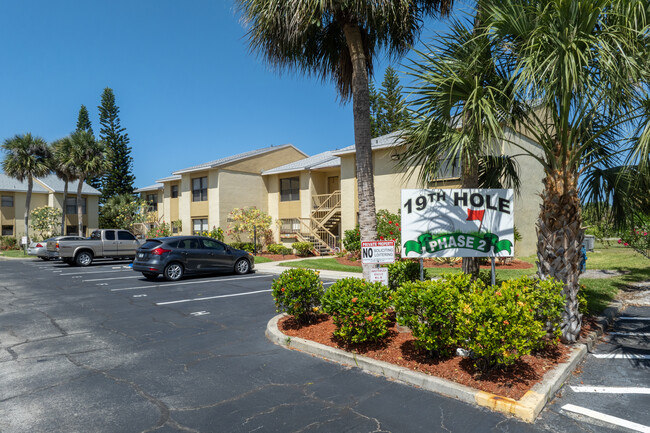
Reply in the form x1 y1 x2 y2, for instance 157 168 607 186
138 253 144 258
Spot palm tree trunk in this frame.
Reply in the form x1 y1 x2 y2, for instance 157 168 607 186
24 177 33 251
77 178 84 236
61 178 68 235
537 169 583 343
343 23 377 280
461 152 480 278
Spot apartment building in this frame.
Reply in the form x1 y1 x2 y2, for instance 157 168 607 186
0 173 100 238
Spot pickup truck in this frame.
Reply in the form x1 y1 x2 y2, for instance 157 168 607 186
47 229 142 266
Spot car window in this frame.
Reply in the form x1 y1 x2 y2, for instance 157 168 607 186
118 231 136 241
105 231 116 240
166 240 179 248
178 239 200 249
201 239 225 251
141 240 162 249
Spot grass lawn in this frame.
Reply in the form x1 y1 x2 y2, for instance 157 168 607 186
254 256 272 264
281 242 650 314
0 249 29 258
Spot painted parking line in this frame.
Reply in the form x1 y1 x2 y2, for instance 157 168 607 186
561 404 650 432
190 311 210 316
110 274 274 292
592 353 650 360
608 332 650 337
618 317 650 321
59 269 131 276
569 386 650 394
156 289 272 306
83 275 142 282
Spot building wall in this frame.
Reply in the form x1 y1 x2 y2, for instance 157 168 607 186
178 175 192 235
218 170 269 242
225 147 306 173
340 155 358 233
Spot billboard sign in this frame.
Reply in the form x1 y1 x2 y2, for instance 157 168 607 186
401 189 514 258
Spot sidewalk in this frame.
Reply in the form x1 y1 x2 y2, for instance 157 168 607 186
254 256 361 280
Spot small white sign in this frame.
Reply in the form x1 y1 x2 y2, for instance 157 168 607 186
21 236 27 245
361 240 395 264
369 268 389 286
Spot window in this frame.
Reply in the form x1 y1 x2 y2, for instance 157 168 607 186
65 197 87 214
201 238 225 251
192 177 207 202
280 177 299 201
68 226 87 236
436 157 461 179
104 231 116 240
193 218 208 235
118 231 136 241
2 225 13 236
146 193 158 212
171 185 179 198
1 195 13 207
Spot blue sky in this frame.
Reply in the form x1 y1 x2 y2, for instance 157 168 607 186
0 1 463 188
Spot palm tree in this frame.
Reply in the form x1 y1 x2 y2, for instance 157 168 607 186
1 133 51 249
57 130 109 235
401 17 521 277
51 137 78 235
236 0 455 278
484 0 649 342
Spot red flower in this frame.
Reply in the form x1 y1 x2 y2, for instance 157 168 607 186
390 232 393 235
351 297 358 303
380 236 384 240
395 223 399 227
365 316 373 322
388 221 392 224
496 291 502 297
624 242 629 246
503 320 509 325
281 288 285 292
618 239 622 244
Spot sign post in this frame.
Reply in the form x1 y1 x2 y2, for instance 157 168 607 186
401 189 514 284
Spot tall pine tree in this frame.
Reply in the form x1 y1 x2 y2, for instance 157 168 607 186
76 105 102 191
98 88 135 227
370 66 409 137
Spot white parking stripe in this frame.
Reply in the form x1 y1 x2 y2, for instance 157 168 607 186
83 276 141 282
608 332 650 337
570 386 650 394
618 317 650 321
592 354 650 360
561 404 650 432
156 289 272 306
60 269 130 276
110 274 273 292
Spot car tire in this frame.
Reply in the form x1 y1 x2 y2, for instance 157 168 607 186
142 272 158 281
163 262 184 281
234 258 250 275
75 251 93 267
39 257 49 261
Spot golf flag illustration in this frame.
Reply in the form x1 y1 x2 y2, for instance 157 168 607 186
401 189 515 258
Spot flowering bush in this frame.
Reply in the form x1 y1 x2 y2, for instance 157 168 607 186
618 226 650 257
385 260 420 290
394 275 468 356
271 268 324 324
30 206 62 240
342 226 361 256
376 209 400 246
293 241 313 257
201 226 224 241
147 222 172 238
227 207 273 244
321 278 391 343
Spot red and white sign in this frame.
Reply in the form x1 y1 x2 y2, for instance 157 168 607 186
369 268 389 286
361 240 395 264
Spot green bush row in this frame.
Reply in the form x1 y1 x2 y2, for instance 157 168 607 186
267 243 293 255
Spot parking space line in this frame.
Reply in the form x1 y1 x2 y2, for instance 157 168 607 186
608 332 650 337
561 404 650 432
156 289 272 306
570 386 650 394
60 269 131 276
83 275 141 282
592 354 650 360
618 317 650 321
110 274 273 292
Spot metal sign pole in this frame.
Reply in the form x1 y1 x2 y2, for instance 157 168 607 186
420 257 424 281
491 256 496 286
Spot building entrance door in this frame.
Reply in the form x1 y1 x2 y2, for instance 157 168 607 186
327 176 340 193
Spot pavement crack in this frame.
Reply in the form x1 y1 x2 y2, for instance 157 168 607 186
439 406 451 433
37 309 68 336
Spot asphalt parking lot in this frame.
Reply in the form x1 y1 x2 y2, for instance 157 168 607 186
0 258 644 432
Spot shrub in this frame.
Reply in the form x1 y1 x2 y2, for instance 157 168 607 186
227 207 273 244
0 236 18 250
519 277 565 343
293 241 313 257
321 278 391 343
267 243 292 255
230 242 262 253
394 277 466 356
456 277 563 370
385 260 420 290
205 226 224 241
342 225 361 255
376 209 401 245
271 268 324 324
147 222 172 238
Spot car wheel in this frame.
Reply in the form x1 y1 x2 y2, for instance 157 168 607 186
75 251 93 267
163 263 184 281
234 258 250 275
142 272 158 281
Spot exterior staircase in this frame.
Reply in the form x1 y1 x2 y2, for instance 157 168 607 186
283 190 341 255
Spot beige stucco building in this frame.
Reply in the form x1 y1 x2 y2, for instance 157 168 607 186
0 173 100 239
136 131 545 257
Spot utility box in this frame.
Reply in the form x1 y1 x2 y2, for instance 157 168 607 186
583 235 595 252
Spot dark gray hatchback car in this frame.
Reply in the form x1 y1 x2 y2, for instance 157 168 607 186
132 236 255 281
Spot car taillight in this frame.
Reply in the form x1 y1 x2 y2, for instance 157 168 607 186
55 242 59 249
150 247 171 255
36 243 43 248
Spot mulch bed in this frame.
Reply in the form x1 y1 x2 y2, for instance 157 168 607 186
279 314 571 400
335 257 534 270
255 253 302 261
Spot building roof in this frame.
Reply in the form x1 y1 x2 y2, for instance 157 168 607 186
261 151 340 175
331 131 403 156
155 175 182 183
134 183 164 193
172 144 307 175
35 174 101 195
0 173 49 193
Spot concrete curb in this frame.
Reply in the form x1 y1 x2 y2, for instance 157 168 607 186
265 309 616 423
